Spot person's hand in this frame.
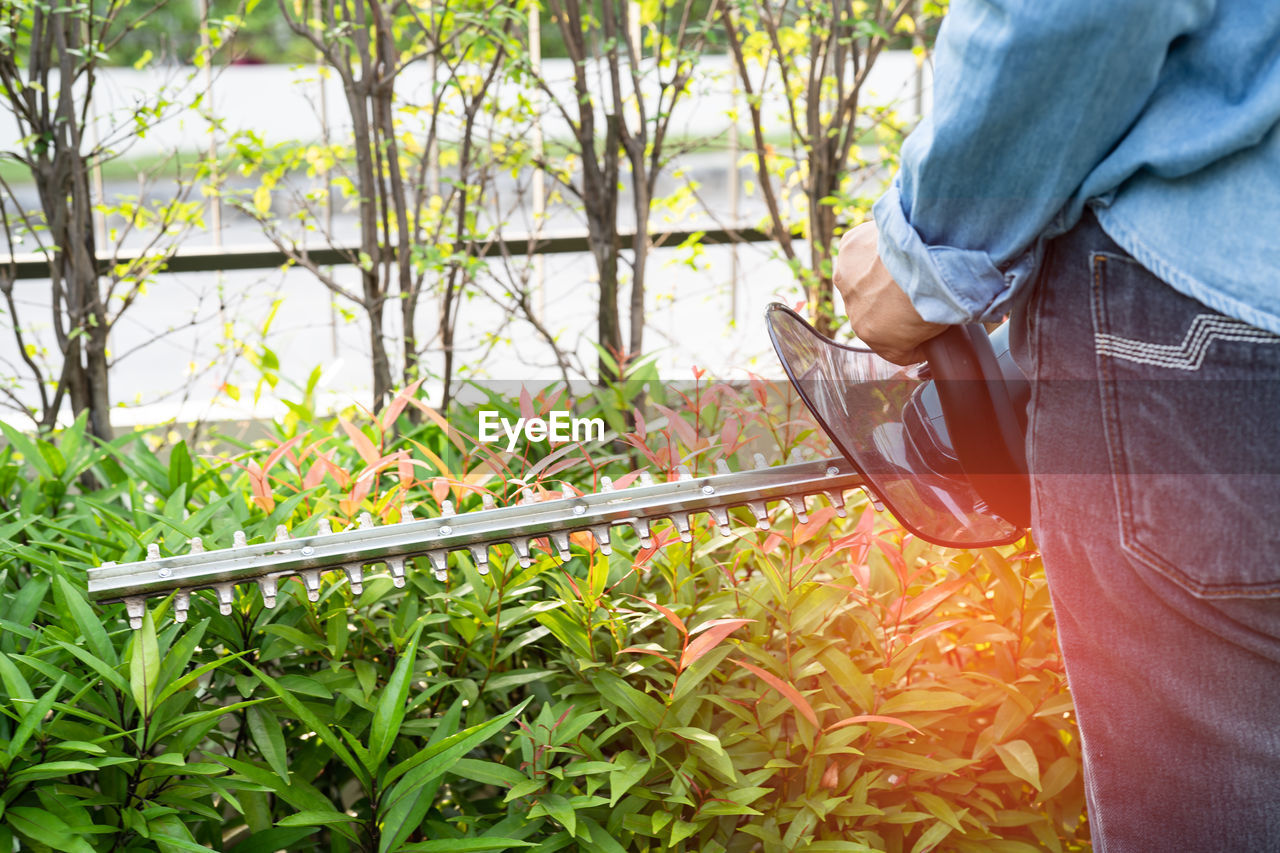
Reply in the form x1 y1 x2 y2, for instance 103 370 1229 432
832 221 947 365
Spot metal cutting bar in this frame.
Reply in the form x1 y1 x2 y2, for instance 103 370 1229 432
88 457 866 627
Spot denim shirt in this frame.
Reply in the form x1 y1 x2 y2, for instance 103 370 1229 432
873 0 1280 334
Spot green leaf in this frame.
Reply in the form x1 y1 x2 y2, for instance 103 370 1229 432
588 671 665 727
228 827 320 853
242 661 369 788
0 422 55 479
5 807 95 853
909 819 953 853
154 698 269 741
129 609 161 719
8 678 62 757
535 608 593 660
154 616 208 696
581 816 628 853
538 793 575 836
155 647 248 708
369 624 425 772
214 754 348 831
448 757 526 788
9 760 98 784
276 810 360 828
379 699 531 853
0 653 34 702
168 441 193 495
247 706 290 783
913 791 964 832
48 740 107 756
383 697 530 792
400 840 536 852
879 689 972 715
669 726 736 783
608 752 650 807
54 576 115 665
52 639 132 696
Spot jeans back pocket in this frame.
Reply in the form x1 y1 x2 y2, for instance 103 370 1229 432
1090 252 1280 598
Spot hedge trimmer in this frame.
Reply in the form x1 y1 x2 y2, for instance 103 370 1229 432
91 305 1032 629
90 456 866 629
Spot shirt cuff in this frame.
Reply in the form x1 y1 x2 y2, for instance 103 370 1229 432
872 182 1031 324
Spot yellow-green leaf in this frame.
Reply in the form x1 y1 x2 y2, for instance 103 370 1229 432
994 739 1041 790
129 609 160 719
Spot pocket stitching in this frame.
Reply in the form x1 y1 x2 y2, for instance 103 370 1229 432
1090 253 1280 598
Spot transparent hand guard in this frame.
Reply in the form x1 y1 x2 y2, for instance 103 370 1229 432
766 303 1022 548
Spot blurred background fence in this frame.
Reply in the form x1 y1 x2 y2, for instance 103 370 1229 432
0 0 936 437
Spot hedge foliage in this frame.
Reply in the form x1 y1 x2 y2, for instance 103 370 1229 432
0 375 1089 852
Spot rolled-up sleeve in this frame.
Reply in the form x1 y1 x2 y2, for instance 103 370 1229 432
875 0 1215 323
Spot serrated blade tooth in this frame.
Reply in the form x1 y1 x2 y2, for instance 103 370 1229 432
358 512 374 529
823 489 848 518
442 500 456 517
786 496 809 523
748 500 770 529
318 518 333 535
274 524 289 543
753 453 768 469
387 557 406 588
513 537 532 567
639 471 655 487
600 476 614 492
864 488 885 513
188 537 204 554
482 493 496 510
300 571 321 602
259 575 278 609
427 550 449 581
710 507 732 536
552 531 571 560
233 530 247 548
173 590 190 623
345 563 365 594
146 543 161 560
677 465 693 481
672 512 692 543
715 459 731 475
401 505 417 523
632 518 653 548
468 546 490 576
589 525 612 555
125 597 145 630
215 583 235 615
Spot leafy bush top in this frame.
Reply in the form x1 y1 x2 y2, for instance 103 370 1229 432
0 376 1087 852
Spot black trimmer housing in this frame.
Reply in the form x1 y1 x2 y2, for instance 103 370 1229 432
766 304 1030 547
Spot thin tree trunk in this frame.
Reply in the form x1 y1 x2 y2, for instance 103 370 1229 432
627 162 650 357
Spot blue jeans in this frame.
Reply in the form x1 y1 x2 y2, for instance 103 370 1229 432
1012 211 1280 851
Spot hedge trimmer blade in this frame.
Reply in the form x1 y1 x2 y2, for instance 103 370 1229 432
89 457 866 628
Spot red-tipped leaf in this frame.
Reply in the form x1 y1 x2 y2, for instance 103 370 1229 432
681 619 754 672
732 658 819 728
628 595 687 636
825 714 923 735
620 647 678 670
340 419 381 466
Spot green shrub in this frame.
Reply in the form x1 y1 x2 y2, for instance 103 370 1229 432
0 378 1088 852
